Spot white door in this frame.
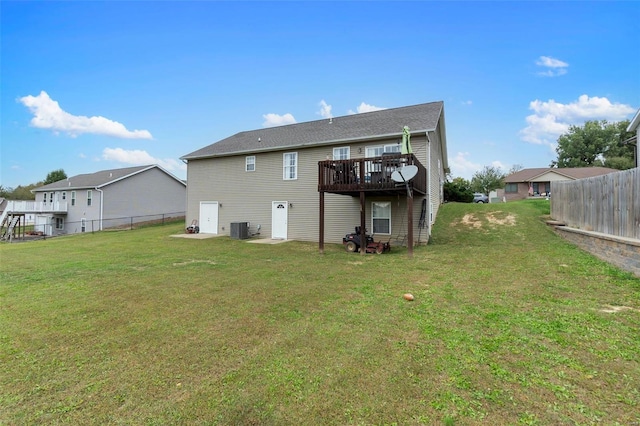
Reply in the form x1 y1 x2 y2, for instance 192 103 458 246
199 202 219 234
271 201 288 240
35 215 51 235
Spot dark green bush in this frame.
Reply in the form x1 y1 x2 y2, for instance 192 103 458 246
443 181 473 203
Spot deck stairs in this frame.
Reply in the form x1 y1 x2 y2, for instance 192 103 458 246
0 208 8 231
1 215 20 241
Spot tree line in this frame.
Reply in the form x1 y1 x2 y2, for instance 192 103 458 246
0 169 67 200
445 119 636 202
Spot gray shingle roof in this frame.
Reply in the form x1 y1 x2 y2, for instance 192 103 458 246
505 167 619 183
33 165 184 191
182 101 444 160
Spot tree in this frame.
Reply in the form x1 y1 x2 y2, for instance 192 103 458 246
443 177 474 202
0 185 12 199
471 166 505 195
0 182 42 200
507 164 523 175
552 120 634 170
44 169 67 185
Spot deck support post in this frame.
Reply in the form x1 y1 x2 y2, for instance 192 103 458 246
319 191 325 254
360 191 366 256
407 192 414 257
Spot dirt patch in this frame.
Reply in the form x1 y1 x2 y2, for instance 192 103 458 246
460 214 482 228
486 211 516 226
452 211 517 230
600 305 638 313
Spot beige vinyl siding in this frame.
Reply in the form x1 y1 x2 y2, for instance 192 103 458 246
186 147 360 243
185 134 440 245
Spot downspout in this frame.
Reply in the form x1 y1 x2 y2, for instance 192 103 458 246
426 131 432 238
96 187 104 231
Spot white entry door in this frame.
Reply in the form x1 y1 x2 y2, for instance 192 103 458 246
199 202 219 234
35 215 51 235
271 201 288 240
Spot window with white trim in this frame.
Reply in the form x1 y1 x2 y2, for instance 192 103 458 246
87 190 92 206
49 193 53 203
365 144 401 158
246 156 255 172
372 202 391 234
62 192 66 200
71 191 76 206
55 217 64 230
333 147 350 160
283 152 298 180
81 218 86 233
43 193 48 204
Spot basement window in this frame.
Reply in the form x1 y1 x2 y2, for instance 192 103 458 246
372 202 391 235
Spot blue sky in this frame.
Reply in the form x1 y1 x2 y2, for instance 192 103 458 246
2 1 639 189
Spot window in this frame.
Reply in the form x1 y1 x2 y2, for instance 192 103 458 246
372 202 391 234
50 193 53 203
62 192 66 200
365 144 401 158
246 156 256 172
71 191 76 206
384 144 401 153
505 183 518 193
87 190 92 206
283 152 298 180
55 217 64 230
43 193 47 204
81 218 86 233
333 147 350 160
366 146 383 158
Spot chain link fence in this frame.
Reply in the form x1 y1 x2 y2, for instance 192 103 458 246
12 212 186 241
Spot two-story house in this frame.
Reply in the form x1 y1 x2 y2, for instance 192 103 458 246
181 101 448 251
2 165 187 236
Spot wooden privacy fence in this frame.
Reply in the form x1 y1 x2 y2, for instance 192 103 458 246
550 167 640 240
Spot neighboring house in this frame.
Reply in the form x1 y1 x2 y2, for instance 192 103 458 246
503 167 619 201
1 165 186 237
626 108 639 168
181 101 448 248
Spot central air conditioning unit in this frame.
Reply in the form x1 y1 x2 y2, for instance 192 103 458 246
230 222 249 240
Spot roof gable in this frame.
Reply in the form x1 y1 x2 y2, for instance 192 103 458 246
33 165 186 191
182 101 444 160
627 108 640 132
505 167 619 183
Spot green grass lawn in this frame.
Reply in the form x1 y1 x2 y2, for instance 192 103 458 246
1 200 638 425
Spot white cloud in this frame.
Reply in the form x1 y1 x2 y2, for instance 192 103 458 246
491 160 506 171
448 152 482 180
520 95 636 149
317 100 333 119
78 153 87 158
348 102 386 115
262 113 296 127
18 91 152 139
535 56 568 77
11 165 20 170
102 148 186 172
461 100 473 106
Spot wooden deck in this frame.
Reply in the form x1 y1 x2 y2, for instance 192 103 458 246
317 154 426 196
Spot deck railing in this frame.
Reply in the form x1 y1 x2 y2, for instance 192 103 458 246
6 200 68 213
318 153 426 194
